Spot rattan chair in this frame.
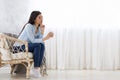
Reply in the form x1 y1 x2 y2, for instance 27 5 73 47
0 33 47 78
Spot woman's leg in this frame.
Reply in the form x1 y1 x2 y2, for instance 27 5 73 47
38 43 45 66
28 43 45 77
28 43 45 67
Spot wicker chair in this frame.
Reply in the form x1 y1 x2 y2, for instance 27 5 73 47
0 33 47 78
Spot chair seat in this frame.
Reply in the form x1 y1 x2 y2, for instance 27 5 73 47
12 52 33 59
0 47 33 60
1 58 33 64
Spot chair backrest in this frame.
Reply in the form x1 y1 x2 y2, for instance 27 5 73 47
0 33 12 60
0 33 9 49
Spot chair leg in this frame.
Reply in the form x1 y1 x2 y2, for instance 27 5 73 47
10 64 15 74
26 62 31 78
26 67 30 78
43 65 48 76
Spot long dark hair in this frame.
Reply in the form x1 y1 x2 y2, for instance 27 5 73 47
19 11 41 36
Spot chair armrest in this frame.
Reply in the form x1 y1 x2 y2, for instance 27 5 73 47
0 33 29 59
0 33 26 44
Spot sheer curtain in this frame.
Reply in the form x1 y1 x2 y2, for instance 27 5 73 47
33 0 120 70
45 28 120 70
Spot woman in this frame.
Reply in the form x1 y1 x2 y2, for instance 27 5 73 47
16 11 53 77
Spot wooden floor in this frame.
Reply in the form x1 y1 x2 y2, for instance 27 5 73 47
0 66 120 80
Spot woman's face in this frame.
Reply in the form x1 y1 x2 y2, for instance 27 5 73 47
35 14 43 25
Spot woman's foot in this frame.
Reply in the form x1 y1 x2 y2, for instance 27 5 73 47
33 68 41 78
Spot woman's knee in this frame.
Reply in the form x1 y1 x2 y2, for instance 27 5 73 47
35 43 45 49
28 43 45 51
40 43 45 48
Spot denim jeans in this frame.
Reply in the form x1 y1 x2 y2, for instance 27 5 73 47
28 43 45 67
14 43 45 67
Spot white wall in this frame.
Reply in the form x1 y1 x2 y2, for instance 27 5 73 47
31 0 120 29
0 0 31 34
1 0 120 33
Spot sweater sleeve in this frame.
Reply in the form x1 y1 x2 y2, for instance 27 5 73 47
39 27 44 38
25 24 43 43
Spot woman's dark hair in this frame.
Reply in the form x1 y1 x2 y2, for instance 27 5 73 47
28 11 41 25
19 11 41 36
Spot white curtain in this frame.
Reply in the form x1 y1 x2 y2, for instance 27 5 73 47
45 28 120 70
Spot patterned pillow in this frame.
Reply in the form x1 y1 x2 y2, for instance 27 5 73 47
0 48 12 60
3 33 18 38
12 52 33 59
0 33 10 49
0 33 12 60
3 33 18 52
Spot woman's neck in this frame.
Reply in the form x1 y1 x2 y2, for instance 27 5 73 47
34 23 39 34
35 23 39 28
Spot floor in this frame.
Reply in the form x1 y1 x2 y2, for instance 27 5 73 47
0 66 120 80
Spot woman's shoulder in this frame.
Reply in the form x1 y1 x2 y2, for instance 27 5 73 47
25 23 34 29
25 23 33 27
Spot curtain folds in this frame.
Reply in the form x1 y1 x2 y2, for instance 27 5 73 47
45 28 120 70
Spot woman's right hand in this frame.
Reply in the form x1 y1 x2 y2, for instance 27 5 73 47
48 32 54 37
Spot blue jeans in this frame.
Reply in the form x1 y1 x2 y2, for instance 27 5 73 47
28 43 45 67
14 43 45 67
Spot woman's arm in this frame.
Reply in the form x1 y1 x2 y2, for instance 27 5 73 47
40 24 45 34
26 24 53 43
25 24 43 43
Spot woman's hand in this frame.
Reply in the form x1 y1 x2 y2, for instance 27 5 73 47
42 32 54 41
40 24 45 34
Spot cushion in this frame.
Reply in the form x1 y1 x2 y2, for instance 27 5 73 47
3 33 18 52
0 33 33 60
0 48 33 60
0 33 11 60
0 33 9 49
0 48 12 60
3 33 18 38
12 52 33 59
0 38 4 48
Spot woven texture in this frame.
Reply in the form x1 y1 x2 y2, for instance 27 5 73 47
0 33 48 77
